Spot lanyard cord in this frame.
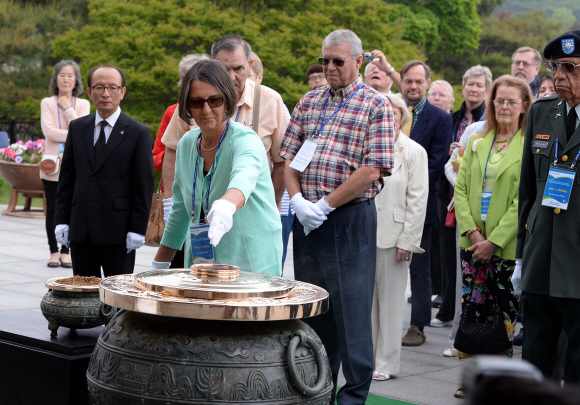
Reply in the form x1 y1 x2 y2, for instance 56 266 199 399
483 134 496 187
315 84 364 137
191 120 230 222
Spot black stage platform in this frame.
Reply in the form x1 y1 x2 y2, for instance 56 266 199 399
0 309 103 405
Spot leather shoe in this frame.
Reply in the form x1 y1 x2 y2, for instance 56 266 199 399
60 260 73 269
513 328 523 346
47 261 59 268
432 295 443 308
402 325 426 346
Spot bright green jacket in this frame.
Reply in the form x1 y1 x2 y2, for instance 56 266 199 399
454 129 524 260
160 121 282 275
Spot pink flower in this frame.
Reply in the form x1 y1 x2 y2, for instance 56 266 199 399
30 154 35 160
14 156 22 164
32 143 39 150
16 141 23 145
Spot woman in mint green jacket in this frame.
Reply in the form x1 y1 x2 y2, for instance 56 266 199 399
152 60 282 275
454 76 532 365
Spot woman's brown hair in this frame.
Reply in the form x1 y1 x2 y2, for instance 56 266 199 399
483 75 532 137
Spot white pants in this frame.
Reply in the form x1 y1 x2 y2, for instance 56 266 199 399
448 228 461 345
371 247 409 375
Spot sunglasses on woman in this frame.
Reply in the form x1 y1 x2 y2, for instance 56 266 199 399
317 57 353 67
188 96 224 109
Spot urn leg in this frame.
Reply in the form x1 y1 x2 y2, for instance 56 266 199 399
48 317 59 338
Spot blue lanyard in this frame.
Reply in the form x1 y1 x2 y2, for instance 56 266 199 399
315 84 364 137
235 106 241 123
56 96 75 130
191 120 230 222
483 134 496 187
554 141 580 169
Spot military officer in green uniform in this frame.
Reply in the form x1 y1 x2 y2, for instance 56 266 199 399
514 29 580 382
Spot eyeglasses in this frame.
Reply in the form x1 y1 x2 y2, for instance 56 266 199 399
308 74 325 82
512 60 535 68
91 86 122 94
546 61 580 74
493 99 522 109
317 57 353 67
188 96 224 109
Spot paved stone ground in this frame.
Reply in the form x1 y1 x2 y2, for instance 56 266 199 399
0 205 522 404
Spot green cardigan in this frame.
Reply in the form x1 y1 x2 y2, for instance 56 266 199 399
160 121 283 275
454 129 524 260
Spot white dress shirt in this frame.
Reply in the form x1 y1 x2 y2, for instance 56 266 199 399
94 108 122 145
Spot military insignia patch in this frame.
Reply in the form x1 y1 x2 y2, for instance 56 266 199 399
536 134 550 140
562 39 575 55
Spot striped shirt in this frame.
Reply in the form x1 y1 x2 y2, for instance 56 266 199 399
279 75 395 202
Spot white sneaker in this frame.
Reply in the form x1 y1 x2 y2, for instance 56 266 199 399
443 347 457 357
430 318 453 328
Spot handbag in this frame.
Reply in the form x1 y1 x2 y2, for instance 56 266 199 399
144 183 165 247
454 264 511 355
445 207 456 227
39 155 61 175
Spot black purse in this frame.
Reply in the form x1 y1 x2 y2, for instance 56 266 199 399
454 266 511 355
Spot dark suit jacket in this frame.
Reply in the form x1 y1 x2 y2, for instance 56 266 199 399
410 100 453 226
55 111 154 246
517 94 580 299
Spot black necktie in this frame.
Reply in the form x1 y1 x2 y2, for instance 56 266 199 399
95 121 107 162
566 107 578 142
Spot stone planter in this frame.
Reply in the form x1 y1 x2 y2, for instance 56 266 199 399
0 160 46 218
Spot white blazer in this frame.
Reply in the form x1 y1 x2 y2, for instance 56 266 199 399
376 133 429 253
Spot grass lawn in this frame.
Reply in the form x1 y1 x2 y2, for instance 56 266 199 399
0 176 44 208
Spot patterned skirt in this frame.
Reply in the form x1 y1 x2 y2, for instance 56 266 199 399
457 249 519 358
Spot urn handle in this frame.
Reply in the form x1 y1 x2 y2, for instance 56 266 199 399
286 330 328 396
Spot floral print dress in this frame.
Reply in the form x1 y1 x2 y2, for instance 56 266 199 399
457 249 519 358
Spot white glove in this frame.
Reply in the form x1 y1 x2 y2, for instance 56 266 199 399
512 259 522 296
163 197 173 223
126 232 145 253
314 196 335 216
150 260 171 270
207 199 237 247
55 224 70 246
290 193 327 234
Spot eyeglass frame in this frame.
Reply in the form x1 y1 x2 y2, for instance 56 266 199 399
545 60 580 74
308 73 326 82
493 99 523 109
187 96 225 110
91 85 123 94
317 56 354 67
511 60 538 68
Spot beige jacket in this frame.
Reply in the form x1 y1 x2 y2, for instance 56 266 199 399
161 79 288 166
40 96 90 181
376 133 429 253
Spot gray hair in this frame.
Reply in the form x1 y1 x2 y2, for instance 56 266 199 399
364 62 376 77
322 29 363 58
250 52 263 76
429 80 455 107
512 46 542 66
462 65 493 90
178 54 210 86
211 35 251 60
178 60 238 126
49 60 84 96
384 93 410 129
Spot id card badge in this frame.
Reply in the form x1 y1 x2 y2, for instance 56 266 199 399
289 138 317 172
481 191 492 221
190 223 214 264
542 165 575 210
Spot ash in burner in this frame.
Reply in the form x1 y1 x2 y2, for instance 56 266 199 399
56 275 101 286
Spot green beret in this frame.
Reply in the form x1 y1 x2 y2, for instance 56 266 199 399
544 30 580 60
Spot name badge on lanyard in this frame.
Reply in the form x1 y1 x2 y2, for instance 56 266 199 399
481 191 492 221
289 84 363 172
189 121 230 263
542 141 579 210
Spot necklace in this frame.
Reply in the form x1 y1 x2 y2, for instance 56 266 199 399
489 131 517 164
199 139 219 152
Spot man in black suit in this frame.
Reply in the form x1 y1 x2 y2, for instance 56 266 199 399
397 60 453 346
55 65 153 277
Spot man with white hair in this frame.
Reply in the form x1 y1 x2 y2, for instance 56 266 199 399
511 46 542 95
364 62 393 94
280 29 395 404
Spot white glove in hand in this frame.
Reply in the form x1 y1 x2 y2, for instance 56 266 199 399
150 260 171 270
126 232 145 253
290 193 328 235
207 199 237 247
314 197 335 216
512 259 522 296
55 224 70 246
163 197 173 223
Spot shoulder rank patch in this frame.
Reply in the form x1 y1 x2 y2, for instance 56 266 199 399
536 134 550 140
533 93 559 104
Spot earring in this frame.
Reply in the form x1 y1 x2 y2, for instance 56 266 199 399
521 111 524 115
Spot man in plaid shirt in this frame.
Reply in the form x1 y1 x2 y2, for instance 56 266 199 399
279 29 394 404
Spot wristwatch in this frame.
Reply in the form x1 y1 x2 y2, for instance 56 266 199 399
386 66 395 77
